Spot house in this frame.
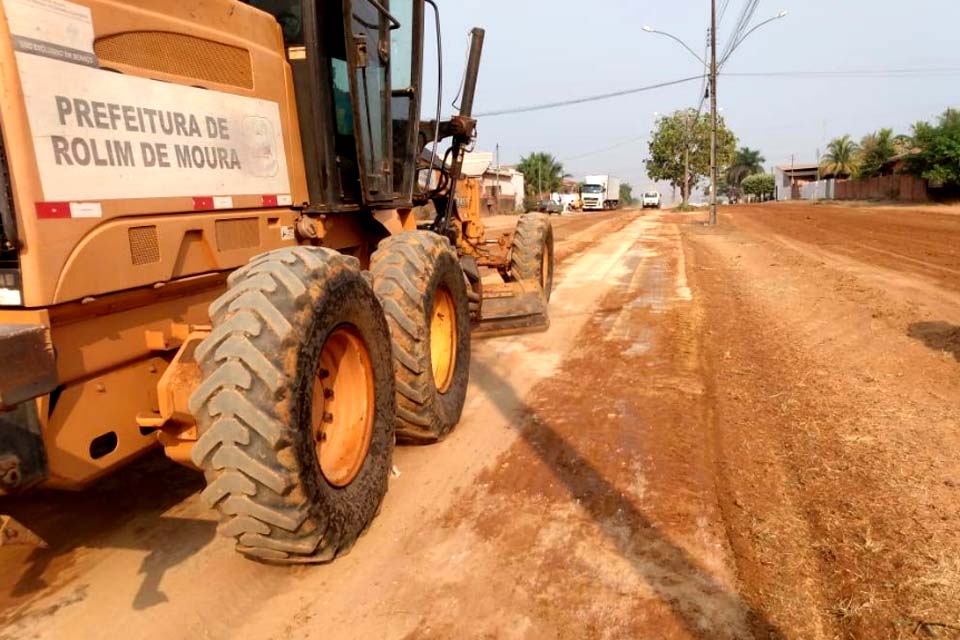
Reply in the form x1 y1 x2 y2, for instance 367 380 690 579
460 151 525 213
774 163 820 201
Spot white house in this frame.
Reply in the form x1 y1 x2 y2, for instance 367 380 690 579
461 151 525 212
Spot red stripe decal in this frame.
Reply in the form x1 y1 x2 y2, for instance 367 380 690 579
193 196 214 211
36 202 72 219
261 194 278 207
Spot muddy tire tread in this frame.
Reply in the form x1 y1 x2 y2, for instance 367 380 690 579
190 246 383 563
371 232 470 443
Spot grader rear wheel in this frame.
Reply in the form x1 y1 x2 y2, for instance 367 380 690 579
371 232 470 444
510 213 555 300
190 247 395 563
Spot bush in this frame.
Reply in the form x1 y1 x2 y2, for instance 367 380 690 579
741 173 775 199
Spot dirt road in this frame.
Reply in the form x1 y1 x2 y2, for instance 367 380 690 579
2 203 959 639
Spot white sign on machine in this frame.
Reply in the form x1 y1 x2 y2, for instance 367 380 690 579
4 0 292 210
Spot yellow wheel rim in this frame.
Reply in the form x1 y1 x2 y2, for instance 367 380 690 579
431 285 457 393
313 326 375 488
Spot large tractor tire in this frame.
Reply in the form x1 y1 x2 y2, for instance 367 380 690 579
371 232 470 444
510 213 555 301
190 247 396 563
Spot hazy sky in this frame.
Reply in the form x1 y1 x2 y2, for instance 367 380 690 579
422 1 960 194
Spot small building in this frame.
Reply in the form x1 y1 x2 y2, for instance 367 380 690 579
774 163 820 201
460 151 525 213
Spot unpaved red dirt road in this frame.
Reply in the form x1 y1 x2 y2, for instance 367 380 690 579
2 203 959 639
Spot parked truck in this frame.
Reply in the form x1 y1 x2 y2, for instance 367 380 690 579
581 175 620 211
0 0 555 562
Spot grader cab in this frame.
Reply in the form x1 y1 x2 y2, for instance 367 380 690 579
0 0 553 561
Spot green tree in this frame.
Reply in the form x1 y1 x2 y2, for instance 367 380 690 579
726 147 766 190
857 128 897 178
517 152 566 198
741 173 775 200
906 108 960 188
619 182 634 206
645 108 737 205
820 135 859 178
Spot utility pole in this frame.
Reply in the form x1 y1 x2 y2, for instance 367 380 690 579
815 146 821 201
495 143 501 211
708 0 718 225
684 109 692 206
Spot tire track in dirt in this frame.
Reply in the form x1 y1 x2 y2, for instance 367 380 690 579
687 206 960 638
0 213 653 640
377 213 780 639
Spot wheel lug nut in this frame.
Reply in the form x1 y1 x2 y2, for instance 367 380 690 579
324 388 334 399
323 412 334 423
318 368 330 380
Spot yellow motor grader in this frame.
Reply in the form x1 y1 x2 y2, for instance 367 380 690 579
0 0 553 561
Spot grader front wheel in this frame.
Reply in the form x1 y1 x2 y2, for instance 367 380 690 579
511 213 555 300
190 247 396 563
371 232 471 444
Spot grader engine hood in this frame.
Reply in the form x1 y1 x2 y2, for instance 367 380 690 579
0 0 307 307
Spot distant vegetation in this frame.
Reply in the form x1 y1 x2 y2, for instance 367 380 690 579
619 183 635 206
905 108 960 188
821 108 960 188
726 147 766 200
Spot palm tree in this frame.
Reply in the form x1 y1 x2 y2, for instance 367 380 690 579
821 135 859 178
517 152 566 198
857 129 897 178
726 147 765 187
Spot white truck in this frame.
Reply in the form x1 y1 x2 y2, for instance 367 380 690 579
641 190 662 209
582 175 621 211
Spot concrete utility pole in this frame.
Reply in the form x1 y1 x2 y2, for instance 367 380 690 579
708 0 718 226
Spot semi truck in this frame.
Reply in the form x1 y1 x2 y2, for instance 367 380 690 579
581 175 620 211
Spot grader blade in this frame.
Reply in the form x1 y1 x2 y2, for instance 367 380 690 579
473 279 550 337
0 515 46 548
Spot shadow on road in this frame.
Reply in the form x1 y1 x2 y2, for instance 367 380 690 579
471 358 786 640
1 451 215 611
907 321 960 361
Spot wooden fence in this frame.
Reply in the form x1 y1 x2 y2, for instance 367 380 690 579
833 175 929 202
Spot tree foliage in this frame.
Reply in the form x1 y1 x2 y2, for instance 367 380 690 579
741 173 775 199
820 135 859 178
906 108 960 188
619 182 634 205
857 128 897 178
645 109 737 204
517 152 566 197
727 147 766 188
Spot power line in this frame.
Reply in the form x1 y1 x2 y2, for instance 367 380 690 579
562 134 647 162
721 0 759 63
476 75 703 117
726 66 960 78
717 0 732 26
477 66 958 120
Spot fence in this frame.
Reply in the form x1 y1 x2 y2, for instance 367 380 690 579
781 175 930 202
800 179 835 200
833 175 929 202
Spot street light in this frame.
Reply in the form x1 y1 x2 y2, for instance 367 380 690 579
641 25 708 69
720 10 789 66
643 7 788 225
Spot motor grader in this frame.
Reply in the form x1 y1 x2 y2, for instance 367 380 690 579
0 0 554 562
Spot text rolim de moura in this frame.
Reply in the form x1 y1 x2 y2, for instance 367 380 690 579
49 95 244 171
